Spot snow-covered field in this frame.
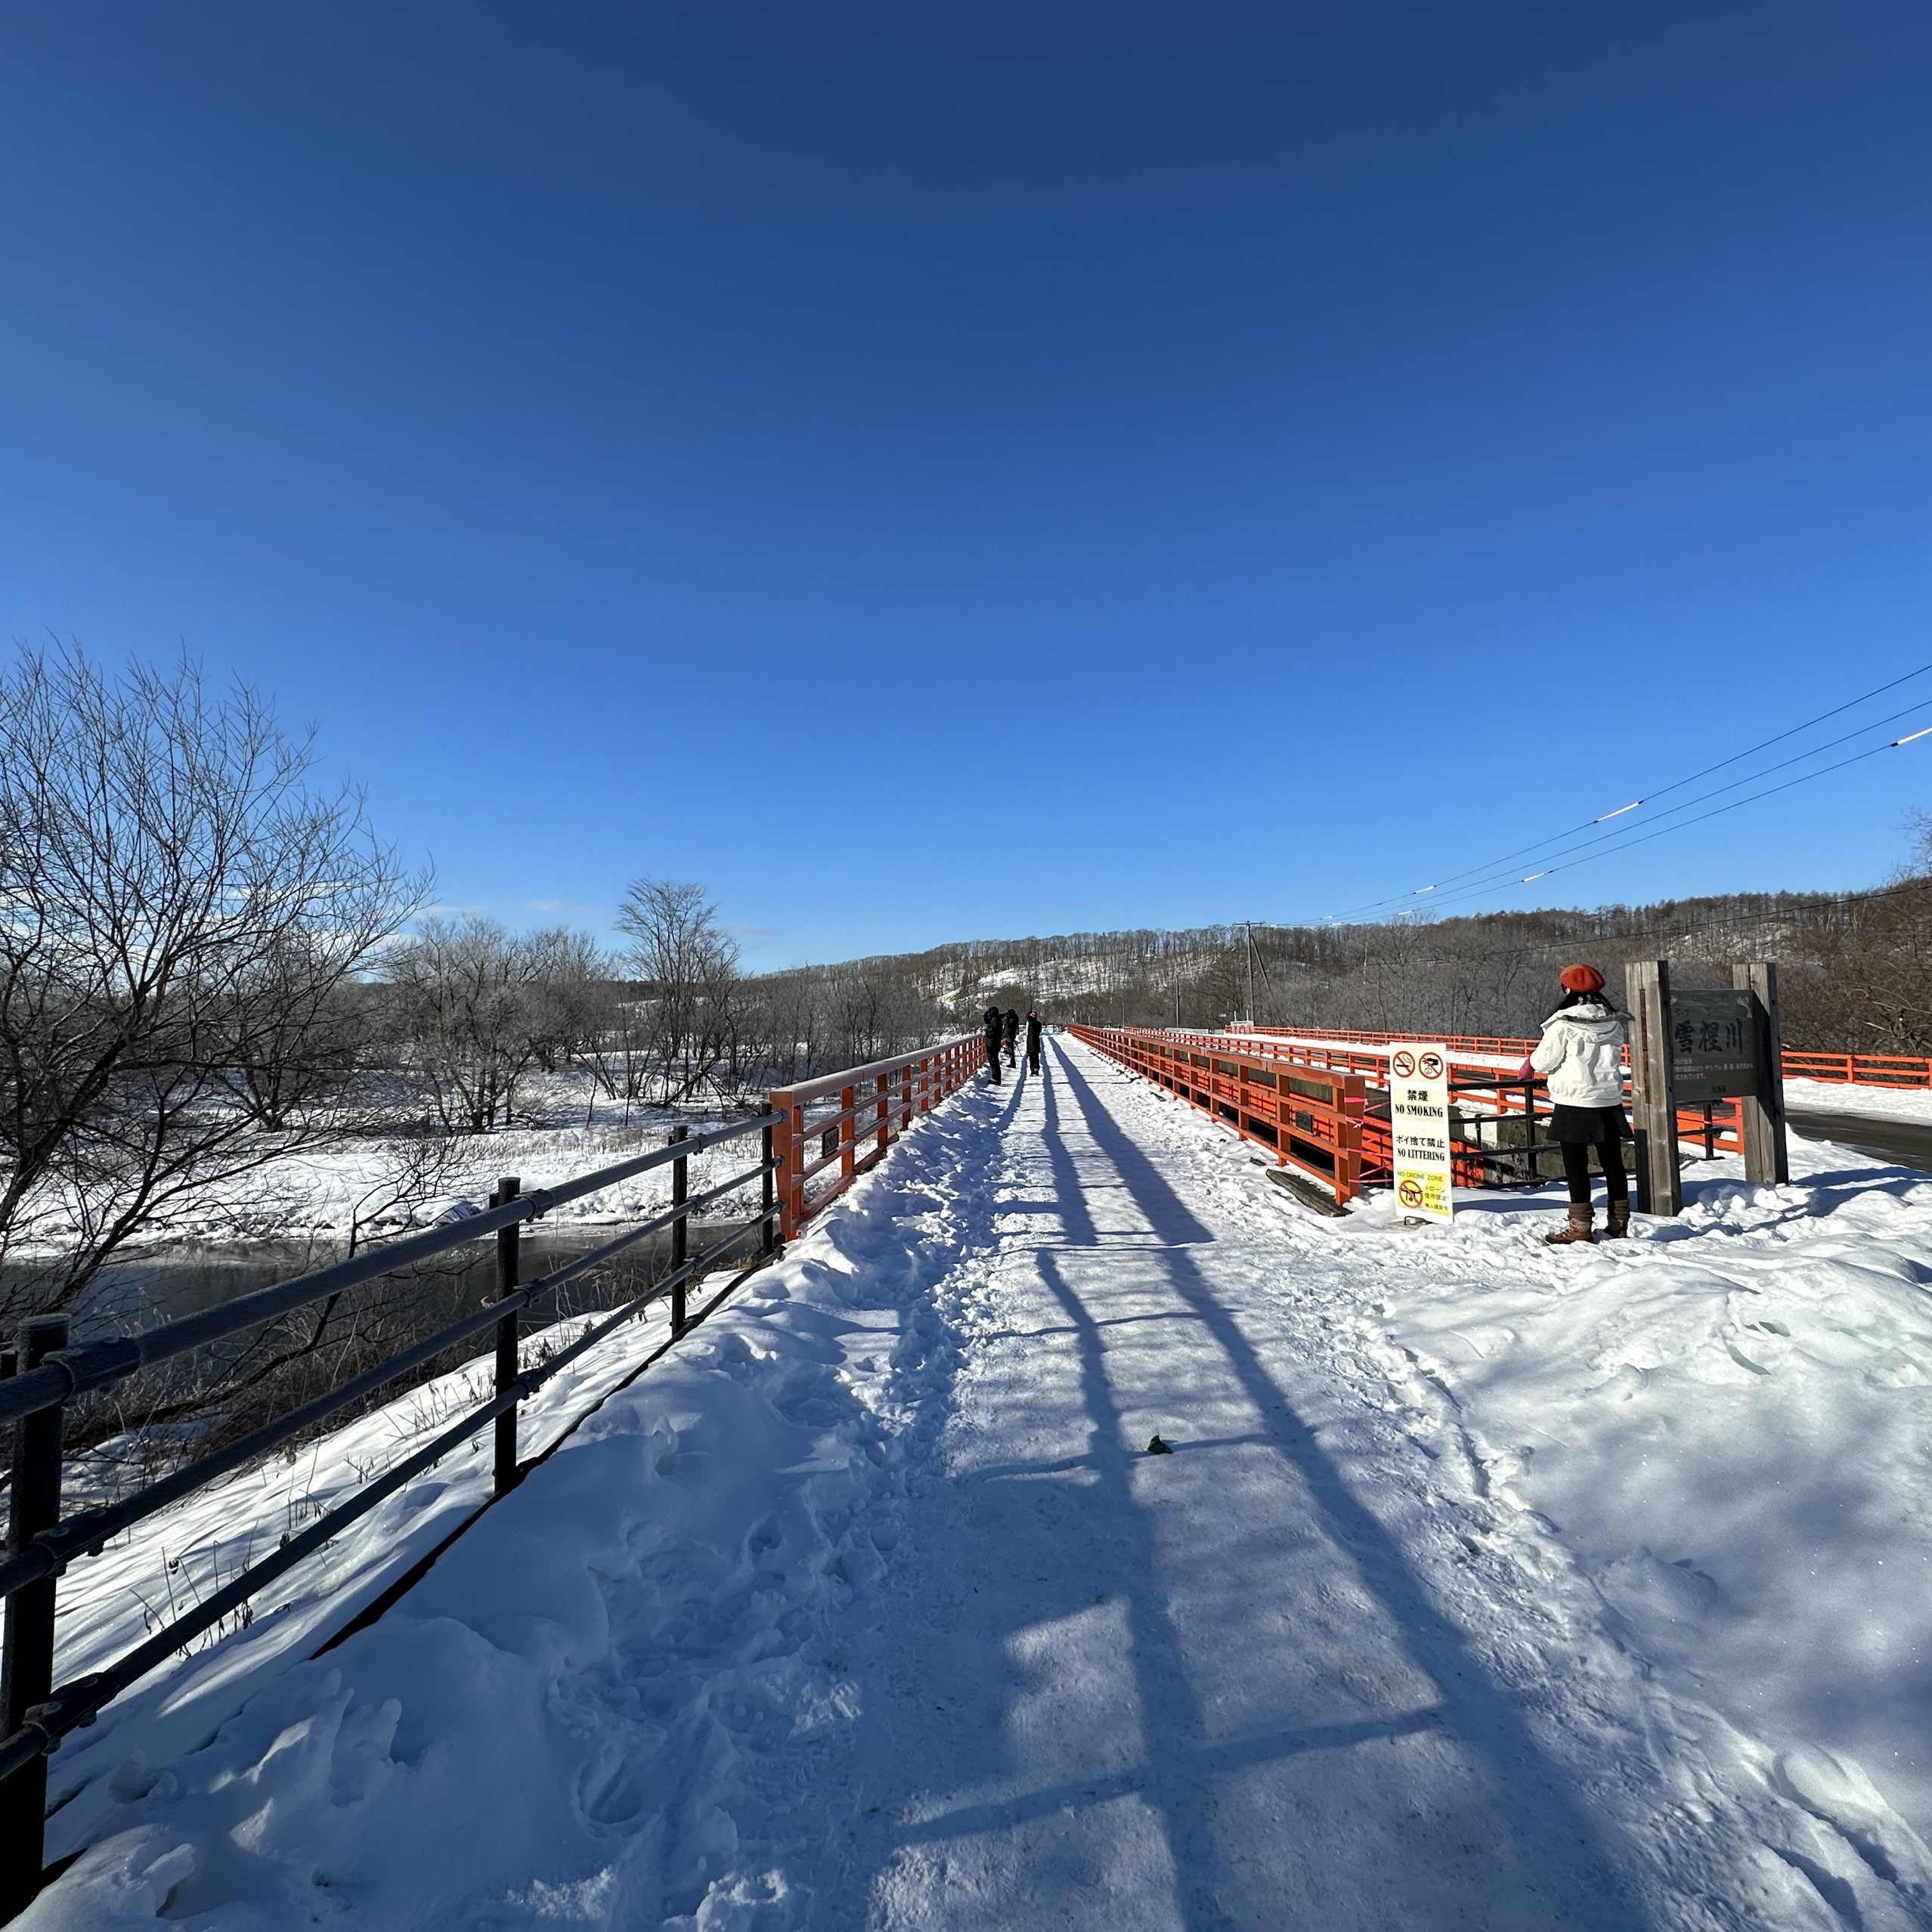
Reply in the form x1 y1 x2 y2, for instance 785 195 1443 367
24 1036 1932 1928
45 1083 766 1262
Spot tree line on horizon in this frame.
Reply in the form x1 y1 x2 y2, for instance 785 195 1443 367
823 878 1932 1054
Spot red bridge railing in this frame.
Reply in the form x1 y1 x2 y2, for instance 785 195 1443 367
1230 1023 1932 1091
1079 1022 1753 1197
1070 1024 1370 1202
769 1034 986 1238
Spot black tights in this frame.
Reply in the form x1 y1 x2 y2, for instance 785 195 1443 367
1560 1138 1628 1207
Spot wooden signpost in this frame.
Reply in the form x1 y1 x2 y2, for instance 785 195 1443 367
1732 961 1789 1185
1626 959 1788 1215
1627 961 1680 1216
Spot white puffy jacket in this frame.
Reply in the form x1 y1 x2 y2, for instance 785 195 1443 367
1530 999 1628 1107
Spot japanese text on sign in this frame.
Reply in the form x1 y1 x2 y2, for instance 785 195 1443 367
1668 989 1760 1102
1389 1044 1454 1224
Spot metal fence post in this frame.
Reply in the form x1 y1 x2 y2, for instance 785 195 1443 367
761 1123 777 1256
669 1125 689 1335
491 1178 522 1497
0 1314 69 1919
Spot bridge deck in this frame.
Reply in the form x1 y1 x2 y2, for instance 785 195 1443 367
36 1036 1930 1930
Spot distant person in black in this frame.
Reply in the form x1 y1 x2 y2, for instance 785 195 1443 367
1026 1009 1044 1075
983 1004 1004 1083
1003 1008 1020 1068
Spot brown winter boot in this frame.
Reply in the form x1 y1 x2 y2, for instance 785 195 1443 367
1544 1203 1596 1246
1602 1201 1630 1240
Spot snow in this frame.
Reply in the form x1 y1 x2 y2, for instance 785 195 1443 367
36 1088 766 1262
24 1039 1932 1928
1783 1077 1932 1125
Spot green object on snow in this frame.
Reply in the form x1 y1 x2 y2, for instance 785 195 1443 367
1147 1434 1172 1455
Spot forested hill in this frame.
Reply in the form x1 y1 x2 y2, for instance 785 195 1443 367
754 879 1932 1056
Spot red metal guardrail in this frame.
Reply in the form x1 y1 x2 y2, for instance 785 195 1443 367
1229 1023 1932 1091
1085 1023 1749 1197
769 1033 987 1238
1150 1026 1617 1187
1070 1024 1370 1202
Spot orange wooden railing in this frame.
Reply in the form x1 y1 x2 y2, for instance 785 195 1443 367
769 1034 986 1239
1228 1023 1932 1091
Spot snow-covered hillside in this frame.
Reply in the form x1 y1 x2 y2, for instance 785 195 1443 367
24 1038 1932 1928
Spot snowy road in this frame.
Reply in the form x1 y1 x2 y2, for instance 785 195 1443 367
35 1036 1932 1929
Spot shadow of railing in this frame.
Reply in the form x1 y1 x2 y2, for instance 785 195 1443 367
1022 1039 1655 1928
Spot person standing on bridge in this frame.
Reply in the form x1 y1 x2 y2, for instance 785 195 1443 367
1003 1008 1020 1068
983 1003 1005 1084
1528 963 1632 1245
1026 1008 1044 1075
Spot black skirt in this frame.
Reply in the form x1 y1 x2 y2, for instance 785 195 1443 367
1550 1103 1631 1146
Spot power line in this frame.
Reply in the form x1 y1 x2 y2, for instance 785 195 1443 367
1327 658 1932 921
1358 727 1932 921
1382 698 1932 912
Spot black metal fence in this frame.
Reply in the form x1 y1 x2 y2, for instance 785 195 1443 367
0 1110 782 1918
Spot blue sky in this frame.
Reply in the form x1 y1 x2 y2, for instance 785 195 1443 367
5 3 1932 966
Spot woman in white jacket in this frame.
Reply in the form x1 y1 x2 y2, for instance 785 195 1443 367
1527 963 1632 1245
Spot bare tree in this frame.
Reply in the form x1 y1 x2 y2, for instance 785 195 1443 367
0 646 423 1318
379 915 597 1132
615 879 742 1103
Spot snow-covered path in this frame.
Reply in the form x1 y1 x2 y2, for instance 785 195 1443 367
34 1037 1932 1929
854 1043 1669 1930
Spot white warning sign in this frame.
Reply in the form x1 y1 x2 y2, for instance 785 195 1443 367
1389 1044 1454 1224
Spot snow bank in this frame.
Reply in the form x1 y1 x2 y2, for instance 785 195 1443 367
26 1139 952 1927
1364 1132 1932 1852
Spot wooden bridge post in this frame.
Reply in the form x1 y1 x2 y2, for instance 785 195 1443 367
1734 961 1790 1184
1627 962 1682 1217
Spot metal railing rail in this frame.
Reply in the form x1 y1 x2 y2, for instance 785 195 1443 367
1088 1025 1747 1191
1230 1022 1932 1092
769 1034 987 1238
0 1035 989 1915
1070 1025 1368 1203
1207 1029 1745 1165
0 1113 783 1912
